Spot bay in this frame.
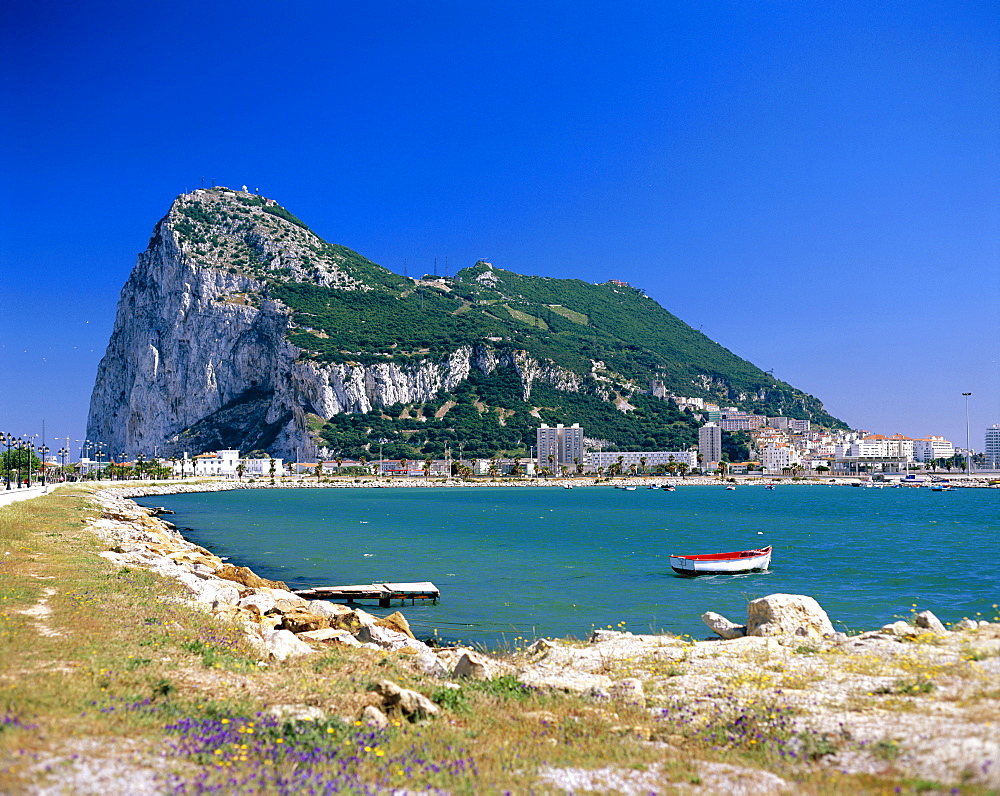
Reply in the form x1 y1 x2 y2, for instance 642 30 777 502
136 484 1000 648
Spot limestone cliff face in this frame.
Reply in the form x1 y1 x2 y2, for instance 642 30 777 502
86 190 583 459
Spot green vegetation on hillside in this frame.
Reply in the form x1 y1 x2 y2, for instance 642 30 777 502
316 367 699 460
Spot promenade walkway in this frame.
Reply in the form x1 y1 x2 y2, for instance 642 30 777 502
0 483 53 509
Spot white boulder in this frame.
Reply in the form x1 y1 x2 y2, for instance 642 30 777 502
702 610 747 639
746 594 835 638
263 629 315 662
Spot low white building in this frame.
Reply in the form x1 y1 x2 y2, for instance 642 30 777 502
165 450 284 478
241 456 285 478
586 450 697 470
190 450 240 477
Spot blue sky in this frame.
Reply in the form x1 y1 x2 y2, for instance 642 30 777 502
2 0 998 455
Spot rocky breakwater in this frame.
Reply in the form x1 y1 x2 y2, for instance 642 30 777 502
88 489 442 666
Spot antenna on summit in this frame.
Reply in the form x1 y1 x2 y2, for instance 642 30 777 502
434 257 438 277
403 258 408 279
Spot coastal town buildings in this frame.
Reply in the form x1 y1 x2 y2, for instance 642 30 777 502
698 422 723 468
718 411 768 432
536 423 584 468
986 425 1000 469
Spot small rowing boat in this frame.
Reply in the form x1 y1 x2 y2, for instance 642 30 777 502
670 545 772 576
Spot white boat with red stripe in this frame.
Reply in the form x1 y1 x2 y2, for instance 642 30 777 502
670 545 772 576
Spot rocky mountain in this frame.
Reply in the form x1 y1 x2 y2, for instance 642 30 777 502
86 188 844 461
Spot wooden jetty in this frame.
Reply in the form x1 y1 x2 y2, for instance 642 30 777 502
293 581 440 608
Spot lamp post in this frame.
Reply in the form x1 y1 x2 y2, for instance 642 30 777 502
38 445 50 486
2 433 11 490
16 437 26 488
58 447 68 482
22 435 38 486
962 392 972 476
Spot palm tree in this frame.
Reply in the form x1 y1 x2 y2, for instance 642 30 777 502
574 456 583 475
423 456 432 480
314 461 323 482
640 456 648 475
169 457 178 480
236 462 245 481
399 458 409 478
511 460 523 478
677 462 689 479
269 457 276 485
335 456 343 474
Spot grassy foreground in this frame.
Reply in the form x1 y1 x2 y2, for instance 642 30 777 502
0 485 992 794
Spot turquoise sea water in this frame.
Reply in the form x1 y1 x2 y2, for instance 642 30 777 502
136 485 1000 648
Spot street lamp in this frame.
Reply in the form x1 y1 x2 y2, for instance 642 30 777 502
22 435 38 486
2 433 11 490
16 437 26 488
962 392 972 475
37 445 50 486
58 447 68 481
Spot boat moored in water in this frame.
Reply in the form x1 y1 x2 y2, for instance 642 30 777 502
670 545 773 576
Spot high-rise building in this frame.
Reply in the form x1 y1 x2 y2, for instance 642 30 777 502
698 422 723 468
536 423 584 469
986 425 1000 469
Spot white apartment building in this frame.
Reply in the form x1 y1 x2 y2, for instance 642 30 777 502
698 422 723 467
760 444 800 474
911 436 955 463
587 450 697 470
836 434 914 462
986 425 1000 469
536 423 584 467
